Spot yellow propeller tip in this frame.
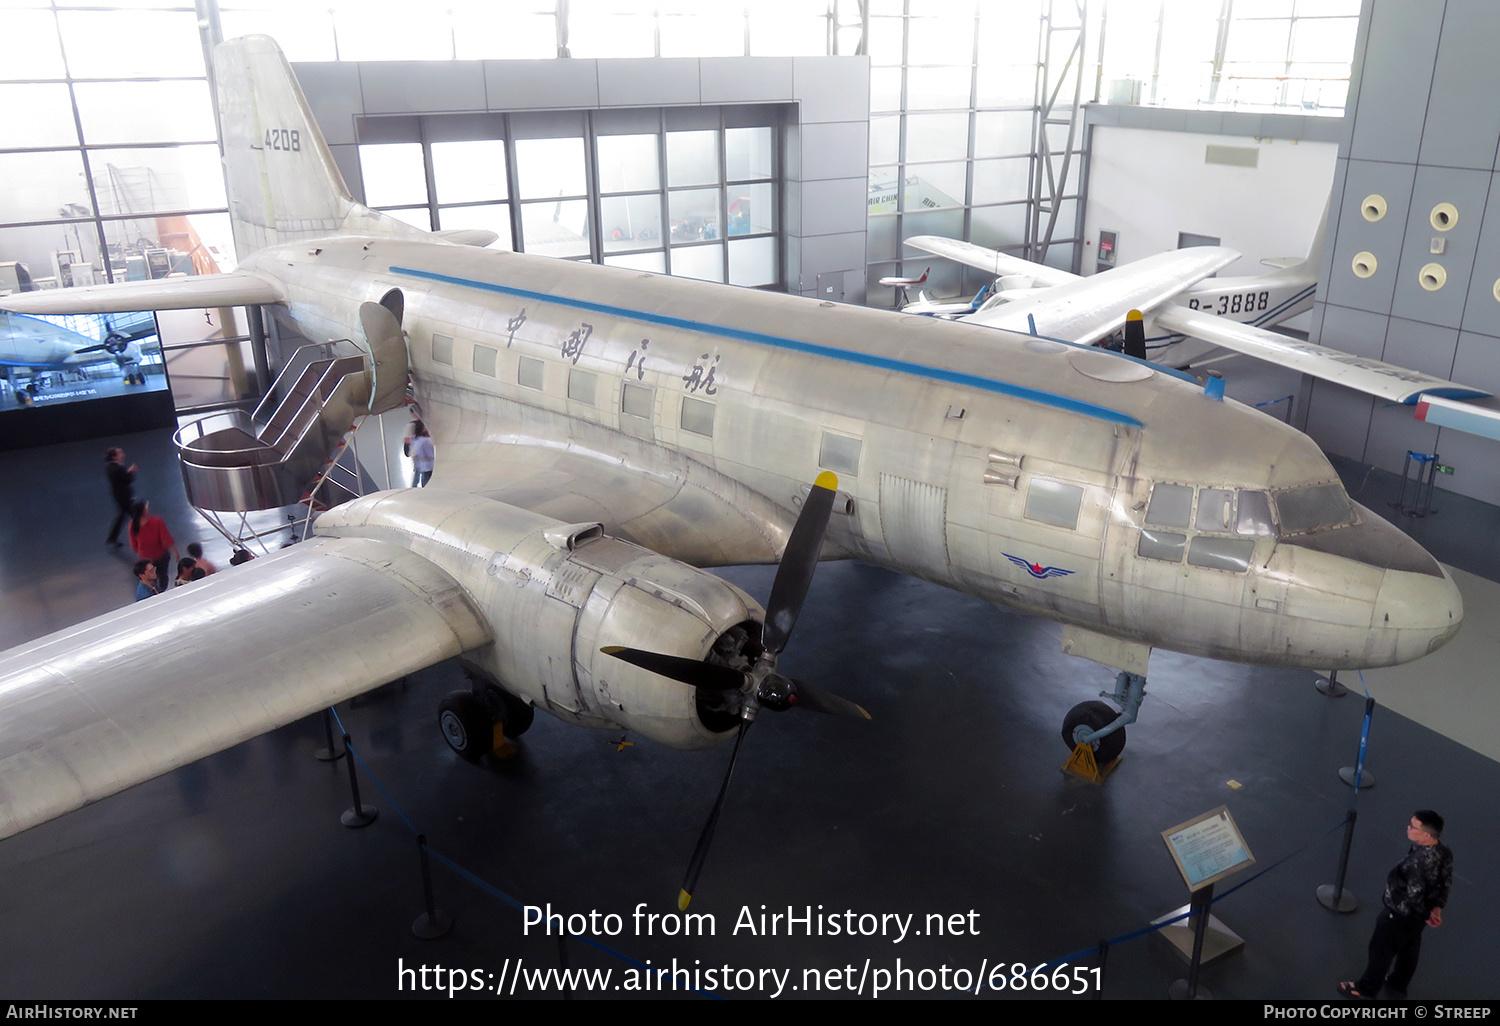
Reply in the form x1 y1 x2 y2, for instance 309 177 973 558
678 890 693 911
1126 309 1144 322
814 470 838 491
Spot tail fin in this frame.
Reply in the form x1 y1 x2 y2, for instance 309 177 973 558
215 35 425 258
1259 194 1327 281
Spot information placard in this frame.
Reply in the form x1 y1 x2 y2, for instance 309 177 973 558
1161 806 1254 892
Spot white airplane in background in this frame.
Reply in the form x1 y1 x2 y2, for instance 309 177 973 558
900 221 1496 413
0 311 146 387
0 37 1469 910
900 216 1323 364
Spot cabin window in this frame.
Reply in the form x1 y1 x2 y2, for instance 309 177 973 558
1144 483 1193 528
518 355 545 390
431 333 453 365
1138 529 1186 562
819 432 862 476
472 344 497 377
621 381 653 419
1024 478 1083 530
1236 490 1276 536
1275 483 1355 535
1187 536 1256 573
681 396 715 436
1195 488 1235 532
568 368 596 405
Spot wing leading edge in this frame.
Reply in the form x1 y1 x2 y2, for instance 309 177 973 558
0 538 491 841
0 271 284 315
1154 305 1492 406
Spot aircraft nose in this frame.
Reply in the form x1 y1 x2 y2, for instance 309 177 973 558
1276 503 1462 666
1374 560 1463 662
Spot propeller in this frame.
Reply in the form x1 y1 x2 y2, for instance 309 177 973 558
1122 309 1147 360
74 332 135 364
601 471 869 910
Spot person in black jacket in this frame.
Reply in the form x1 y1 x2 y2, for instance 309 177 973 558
1340 810 1454 999
104 447 136 547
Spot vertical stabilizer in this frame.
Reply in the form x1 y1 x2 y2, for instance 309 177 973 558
215 35 424 258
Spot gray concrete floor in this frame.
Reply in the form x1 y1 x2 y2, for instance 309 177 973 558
0 430 1494 1001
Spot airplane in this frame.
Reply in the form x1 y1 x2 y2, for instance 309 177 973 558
903 234 1500 446
0 36 1467 910
898 214 1323 367
897 216 1498 414
0 311 148 391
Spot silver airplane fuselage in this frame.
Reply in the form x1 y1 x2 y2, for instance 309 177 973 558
250 235 1460 674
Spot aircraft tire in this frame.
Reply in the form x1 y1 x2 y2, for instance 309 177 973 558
1061 700 1125 765
498 689 535 737
438 689 493 761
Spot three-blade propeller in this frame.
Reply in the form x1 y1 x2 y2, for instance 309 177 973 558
601 471 869 910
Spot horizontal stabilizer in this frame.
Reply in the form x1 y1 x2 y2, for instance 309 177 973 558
0 271 283 315
1156 305 1493 405
0 538 491 841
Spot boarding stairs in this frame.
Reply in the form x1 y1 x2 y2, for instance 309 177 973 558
172 301 408 552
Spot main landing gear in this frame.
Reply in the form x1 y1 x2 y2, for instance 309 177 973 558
1061 671 1146 779
438 670 535 762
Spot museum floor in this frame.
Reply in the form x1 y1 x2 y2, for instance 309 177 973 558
0 426 1494 1002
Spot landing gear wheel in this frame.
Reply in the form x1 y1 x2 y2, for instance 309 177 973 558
1062 700 1126 765
438 690 493 761
499 690 535 736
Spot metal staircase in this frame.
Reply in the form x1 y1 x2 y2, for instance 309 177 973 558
173 301 408 550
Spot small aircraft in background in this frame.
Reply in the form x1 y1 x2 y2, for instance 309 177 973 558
899 211 1322 367
895 210 1496 419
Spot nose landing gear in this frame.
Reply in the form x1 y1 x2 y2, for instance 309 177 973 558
1062 670 1146 781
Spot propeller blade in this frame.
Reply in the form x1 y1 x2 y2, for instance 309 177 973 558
600 646 744 691
763 471 838 655
1122 308 1147 360
679 718 751 910
788 678 871 720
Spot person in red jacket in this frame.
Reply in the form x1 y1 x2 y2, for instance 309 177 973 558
128 500 178 588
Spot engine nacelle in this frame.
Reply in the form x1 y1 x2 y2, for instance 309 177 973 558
315 489 761 749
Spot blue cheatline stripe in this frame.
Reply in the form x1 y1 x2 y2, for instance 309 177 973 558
389 265 1145 429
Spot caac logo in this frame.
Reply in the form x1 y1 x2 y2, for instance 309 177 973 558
1004 553 1075 580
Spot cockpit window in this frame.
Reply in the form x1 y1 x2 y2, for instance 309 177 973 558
1235 490 1276 537
1275 483 1355 535
1145 483 1193 528
1195 488 1234 532
1188 536 1256 573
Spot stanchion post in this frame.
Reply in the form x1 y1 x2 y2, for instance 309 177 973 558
339 731 378 827
1169 885 1214 1000
411 833 453 938
1319 808 1360 912
1339 696 1377 787
316 707 345 762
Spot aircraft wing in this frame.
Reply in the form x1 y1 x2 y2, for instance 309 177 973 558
903 235 1081 288
964 246 1241 346
1154 305 1493 405
0 271 283 315
0 537 491 842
